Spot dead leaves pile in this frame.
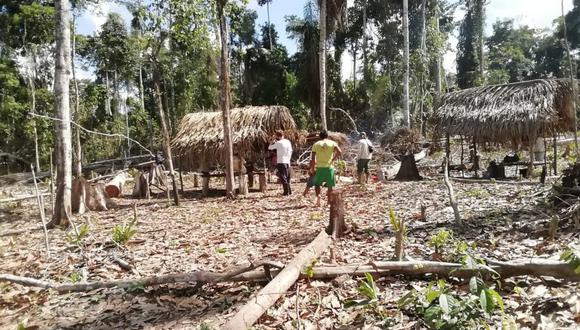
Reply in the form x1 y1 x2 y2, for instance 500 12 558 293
0 174 578 329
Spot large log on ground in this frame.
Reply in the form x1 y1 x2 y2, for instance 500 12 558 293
223 230 332 330
104 172 129 198
0 258 577 295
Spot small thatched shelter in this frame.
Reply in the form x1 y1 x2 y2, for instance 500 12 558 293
172 106 297 170
432 79 577 143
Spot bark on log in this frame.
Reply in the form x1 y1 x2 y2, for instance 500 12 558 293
105 172 129 198
327 189 346 237
259 173 267 192
223 230 332 330
1 259 577 295
72 178 108 212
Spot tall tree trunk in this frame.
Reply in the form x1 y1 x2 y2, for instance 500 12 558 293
362 0 368 85
434 2 442 97
267 1 273 50
319 0 328 130
477 0 485 84
71 15 82 178
218 0 235 198
419 0 427 134
562 0 579 158
23 19 41 173
402 0 410 128
153 72 180 206
352 42 357 88
51 0 73 227
105 70 111 116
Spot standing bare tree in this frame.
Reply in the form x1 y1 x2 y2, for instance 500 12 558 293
319 0 328 130
258 0 274 50
402 0 410 128
71 12 82 178
318 0 346 131
51 0 73 227
217 0 235 198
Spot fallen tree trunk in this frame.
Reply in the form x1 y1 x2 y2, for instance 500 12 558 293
1 258 577 295
223 230 332 330
104 172 129 198
0 192 50 204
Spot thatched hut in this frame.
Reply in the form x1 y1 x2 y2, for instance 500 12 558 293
432 78 578 176
172 105 297 170
432 79 577 143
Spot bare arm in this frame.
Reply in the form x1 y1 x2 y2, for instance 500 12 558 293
332 146 343 161
309 152 316 175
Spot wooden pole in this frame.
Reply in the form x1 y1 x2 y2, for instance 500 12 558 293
31 164 50 258
223 230 332 330
553 133 558 175
445 133 450 162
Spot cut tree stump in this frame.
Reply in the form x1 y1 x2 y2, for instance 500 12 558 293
104 172 129 198
395 154 422 181
132 172 150 199
327 189 346 237
72 177 109 212
258 173 267 192
223 230 332 330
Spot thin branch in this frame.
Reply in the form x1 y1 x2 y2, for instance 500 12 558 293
28 112 154 157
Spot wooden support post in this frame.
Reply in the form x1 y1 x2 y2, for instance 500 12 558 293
193 173 199 188
327 189 346 237
528 134 535 179
179 166 184 195
472 138 479 177
248 171 254 188
553 133 558 176
258 173 267 192
460 135 465 177
200 156 209 197
223 230 332 330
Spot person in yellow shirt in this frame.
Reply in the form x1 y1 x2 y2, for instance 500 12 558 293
309 130 342 207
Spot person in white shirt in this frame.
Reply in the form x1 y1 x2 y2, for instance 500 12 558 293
357 132 373 184
268 130 293 195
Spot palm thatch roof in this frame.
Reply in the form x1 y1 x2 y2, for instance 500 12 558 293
432 79 578 143
171 106 297 169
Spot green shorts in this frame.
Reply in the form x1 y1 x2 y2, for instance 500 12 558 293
314 167 336 187
357 159 370 174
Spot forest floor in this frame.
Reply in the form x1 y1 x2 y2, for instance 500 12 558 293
0 165 579 329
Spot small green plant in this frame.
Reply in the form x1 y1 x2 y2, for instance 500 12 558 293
398 277 505 329
66 224 90 245
427 229 453 254
112 220 137 245
465 188 490 198
199 323 214 330
426 229 474 262
560 247 580 274
309 211 323 221
201 206 221 224
344 273 380 307
16 321 26 330
68 272 81 283
215 247 227 254
126 282 145 293
389 207 407 260
304 259 317 279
